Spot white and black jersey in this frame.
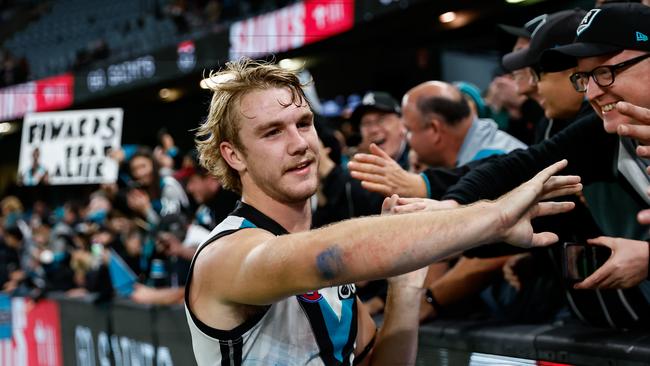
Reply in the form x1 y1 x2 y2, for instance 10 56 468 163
185 201 359 365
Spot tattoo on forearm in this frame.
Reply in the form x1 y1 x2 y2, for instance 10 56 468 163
316 245 344 280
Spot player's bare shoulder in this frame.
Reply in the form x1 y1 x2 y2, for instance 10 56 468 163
188 227 276 330
192 227 275 297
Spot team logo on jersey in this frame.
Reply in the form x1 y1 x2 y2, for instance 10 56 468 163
299 290 323 303
338 284 355 300
577 9 601 36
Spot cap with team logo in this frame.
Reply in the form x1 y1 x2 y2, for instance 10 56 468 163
350 91 400 124
502 9 586 72
541 3 650 69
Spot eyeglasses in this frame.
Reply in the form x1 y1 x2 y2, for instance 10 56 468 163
531 66 542 83
511 67 539 85
569 53 650 93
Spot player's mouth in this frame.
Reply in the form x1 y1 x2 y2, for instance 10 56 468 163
285 159 314 175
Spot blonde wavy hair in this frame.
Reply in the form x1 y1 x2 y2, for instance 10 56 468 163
195 59 309 194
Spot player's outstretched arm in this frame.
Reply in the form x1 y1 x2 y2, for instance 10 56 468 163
193 161 579 307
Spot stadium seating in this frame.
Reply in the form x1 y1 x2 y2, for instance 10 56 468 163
3 0 180 79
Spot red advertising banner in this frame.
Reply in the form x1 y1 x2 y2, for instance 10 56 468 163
303 0 355 45
34 74 74 113
0 298 63 366
0 73 74 121
229 0 354 59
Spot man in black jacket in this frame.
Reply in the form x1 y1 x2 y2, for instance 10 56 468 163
443 3 650 287
426 4 650 328
347 10 604 323
369 4 650 327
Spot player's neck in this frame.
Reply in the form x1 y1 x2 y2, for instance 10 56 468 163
241 189 312 233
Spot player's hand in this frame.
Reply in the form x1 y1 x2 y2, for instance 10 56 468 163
496 160 581 248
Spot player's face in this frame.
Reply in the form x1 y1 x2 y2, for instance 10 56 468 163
235 87 319 204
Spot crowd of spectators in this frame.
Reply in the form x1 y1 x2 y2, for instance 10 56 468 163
1 129 238 306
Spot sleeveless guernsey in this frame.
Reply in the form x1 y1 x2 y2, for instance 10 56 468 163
185 201 358 365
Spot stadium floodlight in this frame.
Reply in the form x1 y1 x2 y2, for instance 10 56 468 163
439 12 457 23
438 10 476 29
158 88 182 102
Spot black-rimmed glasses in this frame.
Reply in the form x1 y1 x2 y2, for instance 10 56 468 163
569 53 650 93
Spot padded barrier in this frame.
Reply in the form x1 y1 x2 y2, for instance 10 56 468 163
54 294 191 366
419 319 650 366
50 295 650 366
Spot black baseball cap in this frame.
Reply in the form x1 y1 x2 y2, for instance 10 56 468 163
350 91 400 124
541 3 650 69
498 14 549 39
502 9 586 72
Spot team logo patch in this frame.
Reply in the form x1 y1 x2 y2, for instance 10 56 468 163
529 14 548 38
524 14 547 33
337 284 355 300
299 291 323 303
637 32 649 42
362 93 376 106
577 9 601 36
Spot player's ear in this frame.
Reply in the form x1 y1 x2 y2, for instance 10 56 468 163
220 141 246 172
